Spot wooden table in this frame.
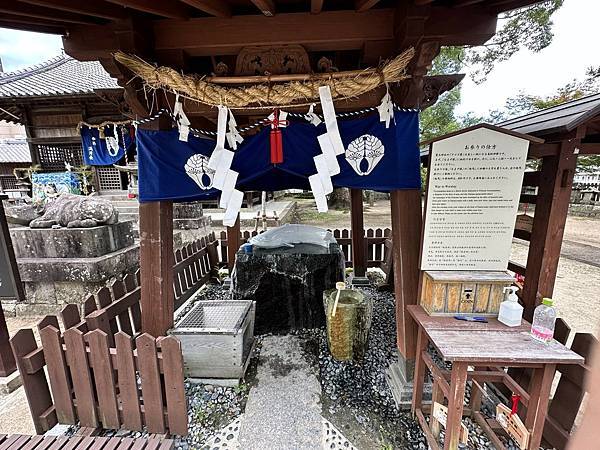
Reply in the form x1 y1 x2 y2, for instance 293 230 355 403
408 305 584 450
0 434 174 450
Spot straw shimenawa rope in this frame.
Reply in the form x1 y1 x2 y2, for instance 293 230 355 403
113 48 414 109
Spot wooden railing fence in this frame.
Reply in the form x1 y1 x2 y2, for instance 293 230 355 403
10 317 187 436
173 233 219 310
217 227 392 273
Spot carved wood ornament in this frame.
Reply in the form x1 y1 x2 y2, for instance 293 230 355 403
234 45 311 76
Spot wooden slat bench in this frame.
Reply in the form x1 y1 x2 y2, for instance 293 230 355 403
0 434 174 450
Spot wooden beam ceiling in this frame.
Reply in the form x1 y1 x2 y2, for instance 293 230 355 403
355 0 381 13
0 15 65 34
16 0 128 21
178 0 231 17
250 0 276 17
102 0 189 20
0 1 101 25
152 9 394 56
310 0 324 14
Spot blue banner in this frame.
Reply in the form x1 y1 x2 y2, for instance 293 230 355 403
137 110 420 202
81 125 132 166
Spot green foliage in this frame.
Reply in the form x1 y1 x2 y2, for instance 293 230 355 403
503 66 600 116
466 0 564 83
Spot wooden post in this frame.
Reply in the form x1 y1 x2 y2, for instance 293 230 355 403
139 201 174 336
522 138 578 319
0 195 22 377
227 214 241 271
390 189 422 360
350 188 366 277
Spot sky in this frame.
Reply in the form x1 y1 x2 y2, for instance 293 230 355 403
0 0 598 118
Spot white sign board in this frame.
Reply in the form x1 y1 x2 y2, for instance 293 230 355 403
421 127 529 270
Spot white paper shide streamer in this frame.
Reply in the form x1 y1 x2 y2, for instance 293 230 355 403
307 86 345 213
174 94 191 142
377 86 395 129
201 106 242 226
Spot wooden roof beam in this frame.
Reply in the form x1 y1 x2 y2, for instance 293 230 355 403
311 0 324 14
153 9 394 55
178 0 231 17
452 0 485 7
16 0 128 21
0 16 65 34
0 1 102 25
356 0 381 12
250 0 276 17
102 0 189 20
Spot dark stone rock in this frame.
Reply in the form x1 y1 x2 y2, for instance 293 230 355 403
29 193 119 228
10 221 135 259
232 243 345 334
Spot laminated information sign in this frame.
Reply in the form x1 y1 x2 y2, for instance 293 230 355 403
422 126 529 271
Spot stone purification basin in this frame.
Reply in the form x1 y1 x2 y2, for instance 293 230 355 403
231 224 345 334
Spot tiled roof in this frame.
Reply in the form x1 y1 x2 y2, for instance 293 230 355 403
0 139 31 163
0 54 120 98
498 92 600 136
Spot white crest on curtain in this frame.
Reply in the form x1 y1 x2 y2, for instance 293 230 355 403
105 124 120 156
345 135 385 176
185 154 215 190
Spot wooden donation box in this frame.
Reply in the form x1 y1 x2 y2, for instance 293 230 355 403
420 270 513 316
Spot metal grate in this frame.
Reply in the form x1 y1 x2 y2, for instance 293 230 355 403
176 300 253 333
96 166 124 191
35 142 83 170
0 175 18 191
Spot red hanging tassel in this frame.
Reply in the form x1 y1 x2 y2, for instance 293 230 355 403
270 129 283 164
268 109 287 164
510 393 520 416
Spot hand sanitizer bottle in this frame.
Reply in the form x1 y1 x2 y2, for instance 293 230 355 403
498 286 523 327
531 298 557 343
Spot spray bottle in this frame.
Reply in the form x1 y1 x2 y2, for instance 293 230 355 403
498 286 523 327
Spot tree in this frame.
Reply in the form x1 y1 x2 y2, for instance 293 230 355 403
465 0 564 83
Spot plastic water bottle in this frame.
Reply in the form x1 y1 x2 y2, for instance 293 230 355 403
531 298 557 343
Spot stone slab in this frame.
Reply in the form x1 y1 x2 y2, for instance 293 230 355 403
173 201 204 219
238 335 323 450
17 243 140 282
10 221 135 259
0 370 22 395
173 216 211 230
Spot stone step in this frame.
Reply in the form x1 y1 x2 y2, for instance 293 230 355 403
119 213 139 222
111 200 140 207
115 206 139 215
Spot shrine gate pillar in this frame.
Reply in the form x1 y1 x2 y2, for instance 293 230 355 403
139 201 174 336
227 214 241 271
350 188 367 278
390 189 422 362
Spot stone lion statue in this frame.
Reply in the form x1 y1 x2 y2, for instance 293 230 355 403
28 193 119 228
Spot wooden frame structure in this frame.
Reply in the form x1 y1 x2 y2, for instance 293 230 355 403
0 0 546 364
